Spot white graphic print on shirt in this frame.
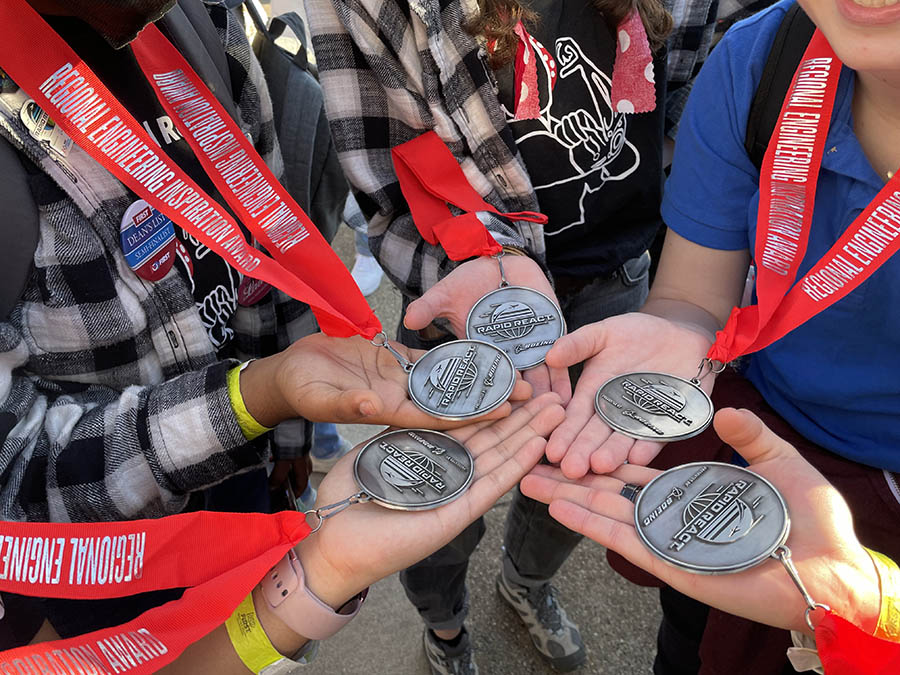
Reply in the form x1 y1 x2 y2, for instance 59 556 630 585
504 36 640 236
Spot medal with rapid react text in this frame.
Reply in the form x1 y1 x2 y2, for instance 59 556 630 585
633 462 788 573
594 372 714 442
303 429 476 533
629 462 829 630
406 339 517 420
466 285 564 370
353 429 474 510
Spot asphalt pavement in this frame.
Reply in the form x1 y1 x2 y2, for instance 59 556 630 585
305 226 662 674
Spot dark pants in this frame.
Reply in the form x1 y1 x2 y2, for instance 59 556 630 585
400 253 651 630
609 369 900 674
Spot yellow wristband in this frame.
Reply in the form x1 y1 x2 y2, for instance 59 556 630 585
227 362 273 441
864 547 900 641
226 593 290 674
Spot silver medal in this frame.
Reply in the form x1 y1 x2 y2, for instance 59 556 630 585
634 462 789 574
465 286 565 370
408 339 516 420
594 372 714 442
353 429 474 510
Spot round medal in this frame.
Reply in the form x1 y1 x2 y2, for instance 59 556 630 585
465 286 565 370
594 372 714 442
353 429 474 510
408 339 516 420
634 462 789 574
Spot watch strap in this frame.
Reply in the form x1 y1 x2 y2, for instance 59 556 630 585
260 549 366 641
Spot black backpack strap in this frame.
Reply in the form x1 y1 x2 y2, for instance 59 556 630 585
0 137 40 320
744 3 815 171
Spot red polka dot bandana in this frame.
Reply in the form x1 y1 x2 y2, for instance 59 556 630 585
610 9 656 114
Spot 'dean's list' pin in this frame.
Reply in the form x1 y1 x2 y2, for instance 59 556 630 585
120 199 176 282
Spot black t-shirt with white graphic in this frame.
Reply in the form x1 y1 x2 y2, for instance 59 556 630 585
47 16 245 350
495 0 665 278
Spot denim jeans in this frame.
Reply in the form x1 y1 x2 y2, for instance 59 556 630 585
398 252 651 631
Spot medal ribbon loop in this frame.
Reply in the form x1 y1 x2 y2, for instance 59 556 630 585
708 31 900 364
0 0 381 339
391 131 547 261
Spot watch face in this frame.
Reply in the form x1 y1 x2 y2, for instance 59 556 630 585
407 340 516 420
465 286 565 370
634 462 790 574
353 429 474 510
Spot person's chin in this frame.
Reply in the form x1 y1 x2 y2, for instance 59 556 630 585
798 0 900 74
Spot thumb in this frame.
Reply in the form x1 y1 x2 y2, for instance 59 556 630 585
713 408 799 465
404 284 447 331
329 389 384 423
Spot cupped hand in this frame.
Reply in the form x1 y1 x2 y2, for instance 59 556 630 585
521 408 880 636
404 256 571 403
294 393 566 607
544 312 712 477
244 333 532 430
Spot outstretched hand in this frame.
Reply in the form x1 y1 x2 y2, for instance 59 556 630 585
243 333 532 430
404 256 572 402
522 408 881 635
295 393 566 608
544 312 712 477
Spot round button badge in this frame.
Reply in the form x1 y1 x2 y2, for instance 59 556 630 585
120 199 176 282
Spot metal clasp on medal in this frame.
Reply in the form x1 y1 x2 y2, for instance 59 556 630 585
773 545 831 631
371 331 414 373
305 492 373 533
691 358 726 385
493 251 511 288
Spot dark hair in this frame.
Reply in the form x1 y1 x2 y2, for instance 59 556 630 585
468 0 672 68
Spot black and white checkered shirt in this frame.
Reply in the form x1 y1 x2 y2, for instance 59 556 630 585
306 0 732 296
306 0 549 303
0 1 314 523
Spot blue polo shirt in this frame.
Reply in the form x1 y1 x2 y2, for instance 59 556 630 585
662 0 900 471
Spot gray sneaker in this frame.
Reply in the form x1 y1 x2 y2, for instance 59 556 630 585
422 628 479 675
496 573 586 671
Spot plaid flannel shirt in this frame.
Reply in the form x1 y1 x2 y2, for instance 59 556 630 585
665 0 774 138
0 0 314 523
305 0 548 303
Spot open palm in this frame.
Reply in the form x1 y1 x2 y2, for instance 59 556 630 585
404 256 571 402
275 333 531 429
522 408 879 635
294 393 565 607
545 312 713 476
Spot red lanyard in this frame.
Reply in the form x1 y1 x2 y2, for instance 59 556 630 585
817 611 900 674
391 131 547 260
0 511 309 673
0 3 374 670
708 30 900 364
0 0 381 340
